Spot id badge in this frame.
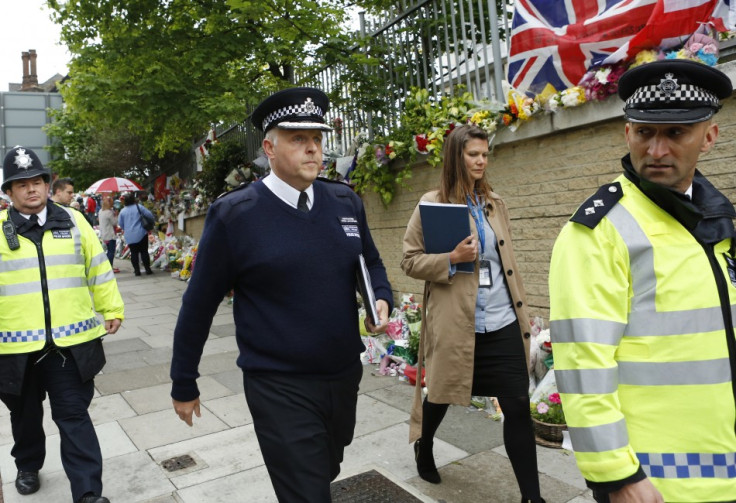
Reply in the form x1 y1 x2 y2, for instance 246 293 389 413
479 259 492 288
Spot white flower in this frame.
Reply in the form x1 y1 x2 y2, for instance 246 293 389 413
560 90 579 107
595 67 612 84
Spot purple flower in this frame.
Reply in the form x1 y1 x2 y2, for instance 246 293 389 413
536 402 549 414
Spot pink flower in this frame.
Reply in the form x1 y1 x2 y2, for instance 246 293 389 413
548 393 561 404
536 402 549 414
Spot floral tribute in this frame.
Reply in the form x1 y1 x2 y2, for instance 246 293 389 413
530 392 566 425
342 27 727 206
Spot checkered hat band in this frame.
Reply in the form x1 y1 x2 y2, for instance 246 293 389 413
626 84 719 108
263 104 325 131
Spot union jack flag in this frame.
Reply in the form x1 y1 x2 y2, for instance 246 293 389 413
507 0 726 96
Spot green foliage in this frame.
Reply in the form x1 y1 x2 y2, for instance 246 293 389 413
195 140 251 200
350 86 502 206
45 0 380 169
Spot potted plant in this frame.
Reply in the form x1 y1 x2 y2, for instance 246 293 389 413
530 392 567 444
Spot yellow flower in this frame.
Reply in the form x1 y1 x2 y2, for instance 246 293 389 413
470 111 490 124
630 50 658 68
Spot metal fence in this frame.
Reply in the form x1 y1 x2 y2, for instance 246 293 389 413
295 0 512 154
196 0 511 161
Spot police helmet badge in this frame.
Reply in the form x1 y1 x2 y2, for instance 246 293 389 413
13 148 34 170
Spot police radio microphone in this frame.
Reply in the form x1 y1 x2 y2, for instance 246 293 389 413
3 220 20 250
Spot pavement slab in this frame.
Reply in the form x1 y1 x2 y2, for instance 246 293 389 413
122 376 234 416
118 405 230 451
148 425 264 489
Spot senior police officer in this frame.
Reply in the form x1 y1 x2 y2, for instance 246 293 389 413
170 88 392 502
550 60 736 502
0 147 124 503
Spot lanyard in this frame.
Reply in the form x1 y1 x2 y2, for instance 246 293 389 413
466 193 485 255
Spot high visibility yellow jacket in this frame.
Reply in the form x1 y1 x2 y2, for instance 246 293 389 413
0 205 124 354
550 161 736 502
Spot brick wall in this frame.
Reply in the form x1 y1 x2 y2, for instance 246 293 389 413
362 62 736 323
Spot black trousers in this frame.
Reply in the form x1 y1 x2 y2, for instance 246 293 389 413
243 363 362 503
128 236 151 273
0 349 102 502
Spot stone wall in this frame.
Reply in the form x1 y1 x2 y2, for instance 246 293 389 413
362 61 736 322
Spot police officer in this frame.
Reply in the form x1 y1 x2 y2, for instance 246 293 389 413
550 60 736 502
0 147 124 503
170 88 392 502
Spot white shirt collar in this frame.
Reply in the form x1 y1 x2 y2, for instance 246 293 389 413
262 171 314 210
19 207 48 226
684 184 693 200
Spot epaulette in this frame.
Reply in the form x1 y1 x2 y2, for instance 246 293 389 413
216 181 252 200
315 177 356 190
570 181 623 229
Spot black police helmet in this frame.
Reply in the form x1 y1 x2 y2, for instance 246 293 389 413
2 146 51 192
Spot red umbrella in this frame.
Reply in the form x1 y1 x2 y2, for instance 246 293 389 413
86 177 143 194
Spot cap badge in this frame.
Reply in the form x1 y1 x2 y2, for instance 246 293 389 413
304 97 315 113
657 73 679 97
13 148 33 170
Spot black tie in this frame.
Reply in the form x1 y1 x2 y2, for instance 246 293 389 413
297 192 309 213
29 214 39 227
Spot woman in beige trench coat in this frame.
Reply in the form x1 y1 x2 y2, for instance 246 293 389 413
401 125 544 503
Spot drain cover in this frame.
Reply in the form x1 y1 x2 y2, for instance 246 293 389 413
330 469 423 502
161 454 196 472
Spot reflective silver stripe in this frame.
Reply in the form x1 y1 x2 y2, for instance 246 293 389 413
550 318 625 345
556 367 618 394
568 418 629 453
44 253 85 267
619 358 731 386
0 281 42 295
0 256 41 273
88 269 115 286
606 204 656 312
47 277 86 291
61 206 83 257
89 252 108 268
627 306 726 336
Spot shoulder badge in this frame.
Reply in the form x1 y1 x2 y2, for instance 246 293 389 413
570 182 623 229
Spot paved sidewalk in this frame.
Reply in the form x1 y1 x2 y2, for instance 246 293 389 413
0 258 596 502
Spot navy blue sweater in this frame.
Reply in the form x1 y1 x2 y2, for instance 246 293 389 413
170 179 393 402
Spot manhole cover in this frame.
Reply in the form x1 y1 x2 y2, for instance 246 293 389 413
161 454 196 472
330 469 423 502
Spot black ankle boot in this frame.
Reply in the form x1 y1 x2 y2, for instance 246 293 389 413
414 438 441 484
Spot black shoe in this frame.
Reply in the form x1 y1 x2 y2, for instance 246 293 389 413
145 269 153 275
15 470 40 495
414 439 441 484
521 498 546 503
134 270 141 276
77 496 110 503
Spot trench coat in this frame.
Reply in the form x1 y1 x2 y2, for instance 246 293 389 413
401 190 532 442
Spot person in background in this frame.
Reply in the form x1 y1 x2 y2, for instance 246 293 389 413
402 124 544 503
170 87 392 502
50 177 75 206
549 60 736 502
0 146 124 503
85 195 98 226
98 195 119 273
117 192 154 276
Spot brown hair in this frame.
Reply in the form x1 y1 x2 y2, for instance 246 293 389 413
437 124 492 203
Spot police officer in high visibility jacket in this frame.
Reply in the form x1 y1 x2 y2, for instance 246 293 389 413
0 147 124 503
550 60 736 502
